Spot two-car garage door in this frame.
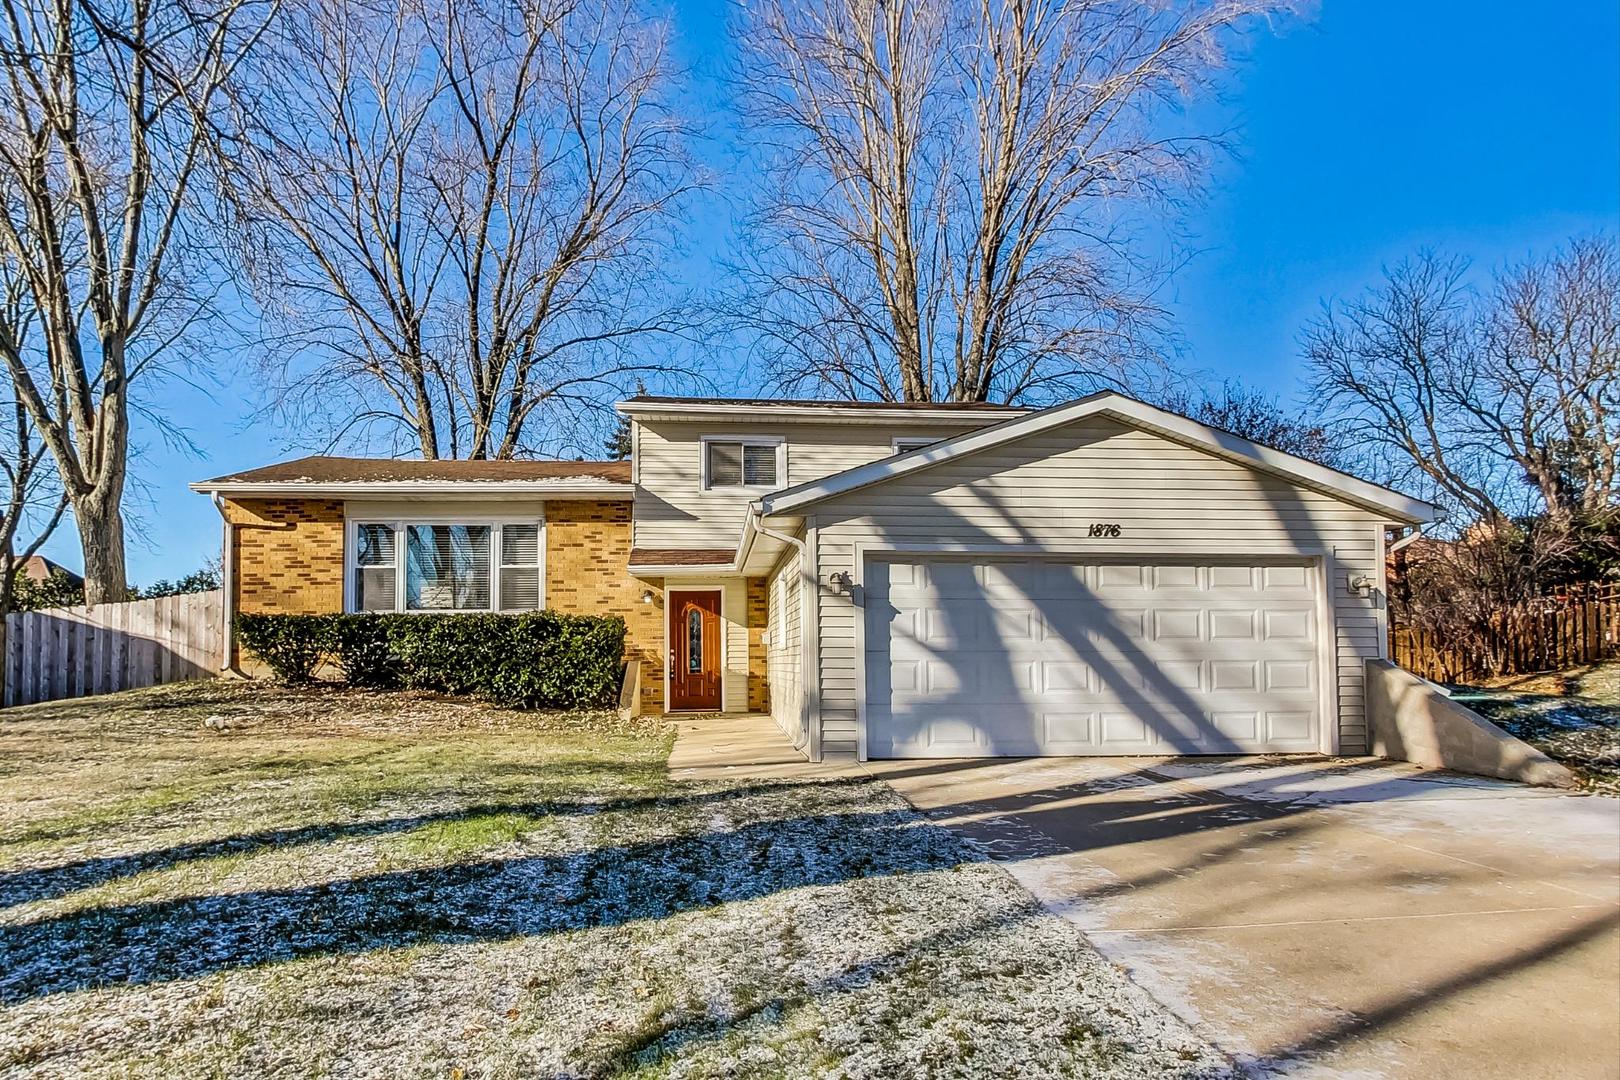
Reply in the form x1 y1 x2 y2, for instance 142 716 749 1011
863 557 1325 757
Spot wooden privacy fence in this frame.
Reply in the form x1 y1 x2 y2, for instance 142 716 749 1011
1391 583 1620 683
3 590 223 708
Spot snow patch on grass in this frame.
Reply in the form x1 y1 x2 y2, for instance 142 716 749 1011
0 682 1227 1078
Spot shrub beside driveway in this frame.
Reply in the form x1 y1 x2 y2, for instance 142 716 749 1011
0 682 1224 1078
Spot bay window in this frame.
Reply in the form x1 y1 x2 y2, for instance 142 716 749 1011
348 519 543 613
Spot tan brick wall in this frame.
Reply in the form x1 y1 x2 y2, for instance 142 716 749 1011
544 499 663 714
746 577 769 713
221 498 345 671
220 495 680 714
224 498 346 616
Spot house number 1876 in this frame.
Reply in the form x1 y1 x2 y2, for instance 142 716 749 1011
1088 523 1122 537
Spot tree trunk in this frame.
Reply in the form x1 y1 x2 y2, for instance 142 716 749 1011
75 489 128 605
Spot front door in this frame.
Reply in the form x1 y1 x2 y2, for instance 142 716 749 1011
669 590 722 711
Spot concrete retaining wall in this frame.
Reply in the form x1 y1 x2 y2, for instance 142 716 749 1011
1365 659 1577 788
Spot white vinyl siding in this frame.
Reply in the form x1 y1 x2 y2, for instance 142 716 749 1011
808 416 1387 759
633 419 990 549
767 550 805 747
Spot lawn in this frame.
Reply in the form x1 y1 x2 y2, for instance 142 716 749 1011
1448 661 1620 796
0 681 1223 1079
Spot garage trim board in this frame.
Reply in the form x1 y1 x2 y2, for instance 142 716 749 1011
852 546 1341 759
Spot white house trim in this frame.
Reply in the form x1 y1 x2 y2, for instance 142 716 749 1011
341 510 546 615
191 480 630 499
617 400 1026 426
756 392 1436 524
697 434 788 495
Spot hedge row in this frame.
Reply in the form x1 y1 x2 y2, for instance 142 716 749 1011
235 612 626 709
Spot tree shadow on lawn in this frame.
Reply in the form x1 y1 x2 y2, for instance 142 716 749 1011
0 778 855 910
0 793 987 1005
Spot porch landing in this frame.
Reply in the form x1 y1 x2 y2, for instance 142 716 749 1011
666 713 867 781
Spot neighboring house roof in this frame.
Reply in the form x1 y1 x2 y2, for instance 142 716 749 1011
19 555 83 585
191 456 632 498
627 547 735 570
617 396 1027 425
753 391 1436 525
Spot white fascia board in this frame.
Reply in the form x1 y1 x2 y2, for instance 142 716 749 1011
614 401 1027 426
190 480 633 499
628 562 741 577
756 392 1436 524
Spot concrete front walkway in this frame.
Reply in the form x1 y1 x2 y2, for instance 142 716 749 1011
664 713 866 781
873 755 1620 1079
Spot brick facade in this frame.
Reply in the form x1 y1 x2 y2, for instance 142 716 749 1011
222 494 768 717
222 498 345 669
225 498 346 616
544 500 664 715
746 577 769 713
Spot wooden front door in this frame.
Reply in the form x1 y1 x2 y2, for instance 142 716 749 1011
669 590 722 711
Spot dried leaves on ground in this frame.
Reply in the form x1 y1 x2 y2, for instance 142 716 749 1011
0 681 1225 1078
1450 662 1620 796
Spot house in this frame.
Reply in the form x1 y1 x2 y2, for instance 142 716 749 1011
19 555 83 587
191 392 1434 761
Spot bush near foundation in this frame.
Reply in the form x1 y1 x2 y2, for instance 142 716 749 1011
235 612 626 708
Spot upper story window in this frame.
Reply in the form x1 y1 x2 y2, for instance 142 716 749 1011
891 436 938 455
349 519 542 613
701 435 785 491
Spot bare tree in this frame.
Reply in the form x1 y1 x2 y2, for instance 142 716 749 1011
240 0 699 460
0 275 70 703
1304 238 1620 527
732 0 1274 404
0 389 70 617
0 0 271 603
1160 381 1346 468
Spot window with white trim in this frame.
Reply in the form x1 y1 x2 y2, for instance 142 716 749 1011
701 436 784 490
891 436 938 455
348 520 543 612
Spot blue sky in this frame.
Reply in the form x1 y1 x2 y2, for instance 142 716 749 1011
48 0 1620 584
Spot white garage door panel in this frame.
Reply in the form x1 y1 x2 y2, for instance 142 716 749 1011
865 558 1322 757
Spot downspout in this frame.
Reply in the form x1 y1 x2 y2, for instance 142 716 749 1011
1385 523 1427 662
1388 523 1427 554
209 494 237 674
754 513 820 762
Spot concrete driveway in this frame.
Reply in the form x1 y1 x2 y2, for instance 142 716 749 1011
872 756 1620 1079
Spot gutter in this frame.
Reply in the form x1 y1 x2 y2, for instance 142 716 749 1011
188 481 633 499
627 562 739 576
614 401 1026 426
1389 523 1428 554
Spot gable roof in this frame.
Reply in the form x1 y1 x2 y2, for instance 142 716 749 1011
191 455 631 497
754 392 1435 524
